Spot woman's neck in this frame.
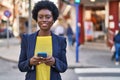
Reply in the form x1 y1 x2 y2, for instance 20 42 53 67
38 30 51 36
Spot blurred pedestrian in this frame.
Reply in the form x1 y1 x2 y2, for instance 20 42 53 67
18 1 68 80
66 24 74 46
111 30 120 62
54 24 65 36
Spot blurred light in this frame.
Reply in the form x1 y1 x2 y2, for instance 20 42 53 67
109 15 113 20
74 0 81 4
90 0 95 2
33 0 41 3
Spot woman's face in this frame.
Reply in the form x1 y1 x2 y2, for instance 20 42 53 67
37 9 54 31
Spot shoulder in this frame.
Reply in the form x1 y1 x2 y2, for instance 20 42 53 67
52 32 66 40
25 31 38 38
21 31 38 41
52 33 67 48
52 33 66 45
21 33 29 39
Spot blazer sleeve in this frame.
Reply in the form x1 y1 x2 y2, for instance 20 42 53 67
18 34 32 72
53 37 68 73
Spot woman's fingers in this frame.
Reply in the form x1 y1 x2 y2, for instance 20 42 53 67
44 56 55 66
30 56 42 65
30 55 55 66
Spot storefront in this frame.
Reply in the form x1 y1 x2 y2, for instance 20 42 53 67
107 0 120 48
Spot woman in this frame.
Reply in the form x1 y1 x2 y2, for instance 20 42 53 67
18 1 68 80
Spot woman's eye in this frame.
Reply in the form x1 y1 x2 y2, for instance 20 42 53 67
46 16 51 19
38 16 43 19
38 15 52 19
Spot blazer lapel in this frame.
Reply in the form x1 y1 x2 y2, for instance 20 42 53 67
51 32 58 57
29 31 39 58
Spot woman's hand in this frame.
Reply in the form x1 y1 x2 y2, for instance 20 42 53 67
44 56 55 66
29 55 55 66
29 56 45 66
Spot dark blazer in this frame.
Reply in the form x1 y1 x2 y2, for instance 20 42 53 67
18 31 68 80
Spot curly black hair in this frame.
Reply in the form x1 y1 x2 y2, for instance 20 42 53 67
32 0 59 22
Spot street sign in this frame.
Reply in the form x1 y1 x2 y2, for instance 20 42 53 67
4 10 11 18
4 10 11 48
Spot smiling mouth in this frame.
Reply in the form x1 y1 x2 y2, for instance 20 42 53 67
41 23 48 27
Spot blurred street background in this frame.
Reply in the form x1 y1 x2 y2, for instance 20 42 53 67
0 0 120 80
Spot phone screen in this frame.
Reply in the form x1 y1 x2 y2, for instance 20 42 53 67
37 52 47 58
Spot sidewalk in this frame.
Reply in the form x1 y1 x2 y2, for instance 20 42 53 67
66 43 120 68
0 38 20 62
0 38 120 68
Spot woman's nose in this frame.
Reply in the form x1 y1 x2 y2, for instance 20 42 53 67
42 17 47 21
